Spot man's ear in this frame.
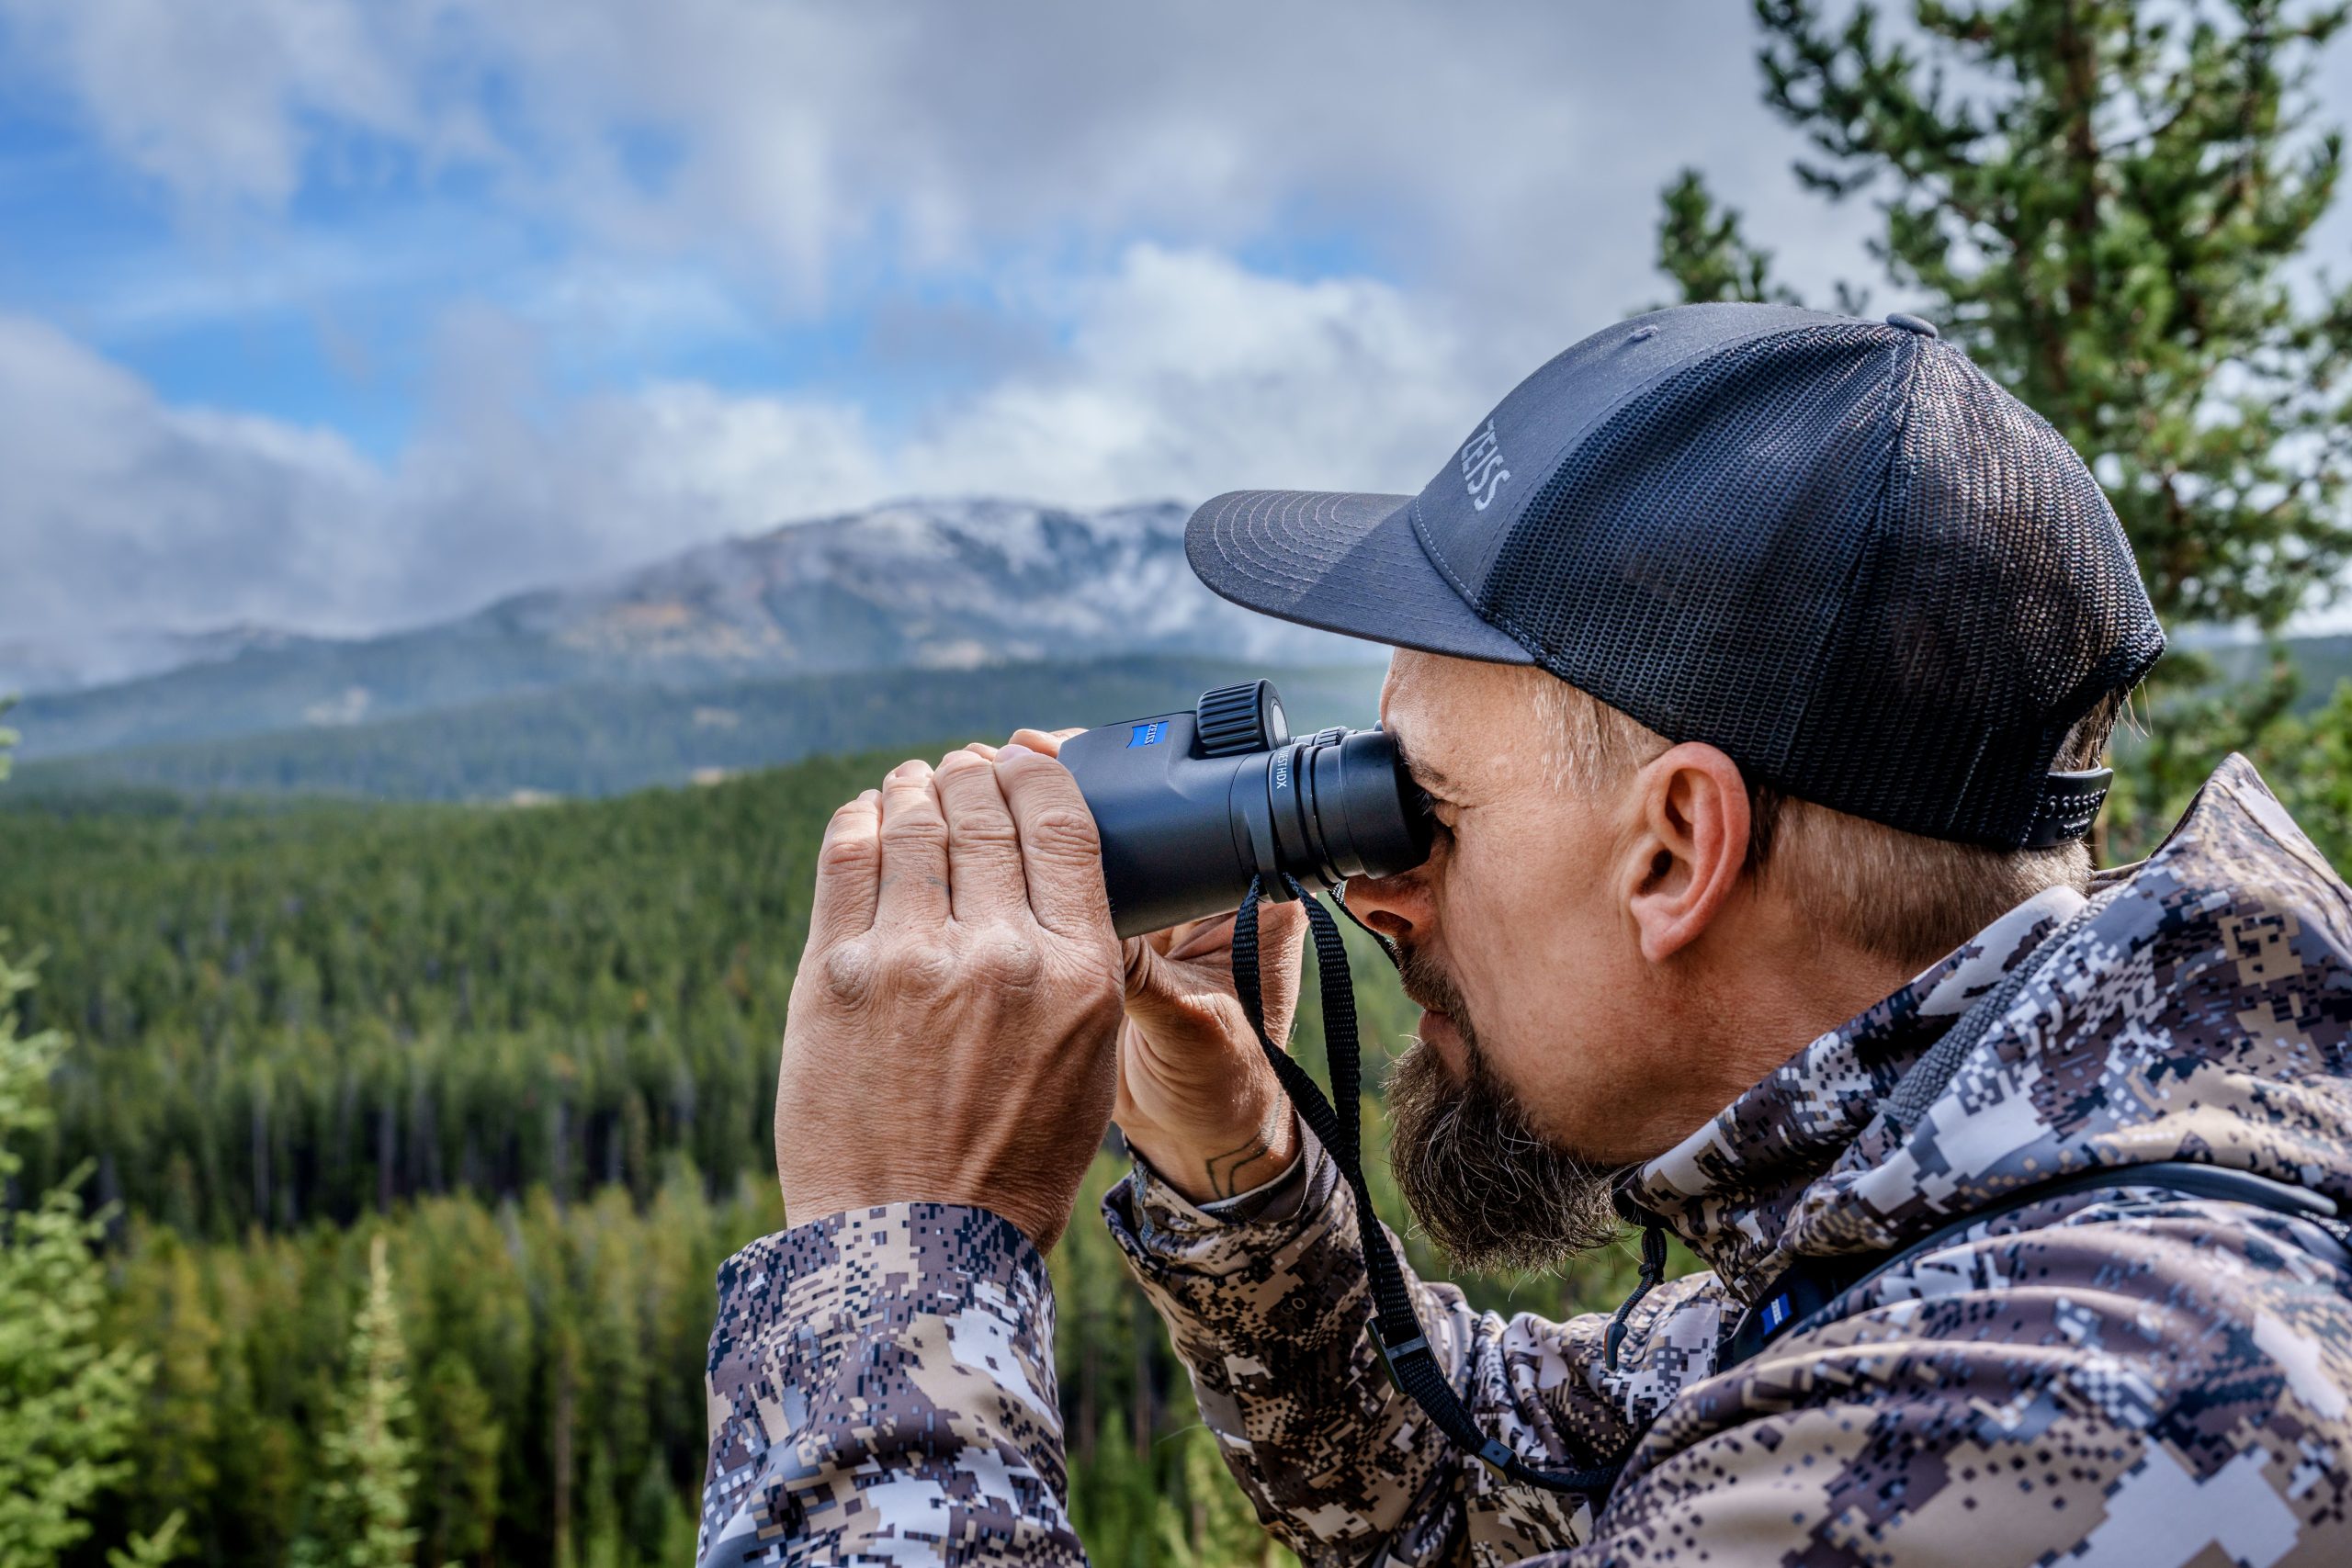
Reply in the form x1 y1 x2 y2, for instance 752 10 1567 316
1623 742 1751 964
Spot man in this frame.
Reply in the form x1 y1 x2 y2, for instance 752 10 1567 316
696 304 2352 1565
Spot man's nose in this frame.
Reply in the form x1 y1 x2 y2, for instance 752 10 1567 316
1342 869 1430 944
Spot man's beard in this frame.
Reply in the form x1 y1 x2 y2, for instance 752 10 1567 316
1385 946 1627 1273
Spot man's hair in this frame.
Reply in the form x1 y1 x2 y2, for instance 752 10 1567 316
1521 670 2128 969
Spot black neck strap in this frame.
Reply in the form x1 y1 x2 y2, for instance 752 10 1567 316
1231 874 1618 1497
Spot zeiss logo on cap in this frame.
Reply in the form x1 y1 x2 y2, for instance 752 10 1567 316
1460 419 1510 512
1128 721 1170 748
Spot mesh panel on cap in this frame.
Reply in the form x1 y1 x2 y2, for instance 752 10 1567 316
1803 340 2162 840
1476 322 2163 847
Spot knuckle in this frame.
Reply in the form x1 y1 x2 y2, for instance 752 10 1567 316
955 815 1023 852
819 833 876 876
1024 807 1101 859
880 810 948 848
974 929 1046 988
816 942 877 1007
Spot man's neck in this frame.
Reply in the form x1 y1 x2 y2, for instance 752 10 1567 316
1677 928 1917 1139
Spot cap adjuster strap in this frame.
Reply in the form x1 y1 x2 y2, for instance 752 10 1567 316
1232 875 1622 1497
2022 766 2112 849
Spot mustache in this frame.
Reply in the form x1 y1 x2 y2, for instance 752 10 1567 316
1393 943 1467 1030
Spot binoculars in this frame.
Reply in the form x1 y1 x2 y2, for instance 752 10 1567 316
1061 680 1436 938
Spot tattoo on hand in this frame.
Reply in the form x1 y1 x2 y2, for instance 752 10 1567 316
1204 1134 1272 1200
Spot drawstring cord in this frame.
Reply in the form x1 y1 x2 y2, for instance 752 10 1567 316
1602 1215 1669 1372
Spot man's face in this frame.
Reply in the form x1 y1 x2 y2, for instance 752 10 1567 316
1348 649 1689 1268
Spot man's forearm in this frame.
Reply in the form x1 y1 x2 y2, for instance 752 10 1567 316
695 1203 1088 1568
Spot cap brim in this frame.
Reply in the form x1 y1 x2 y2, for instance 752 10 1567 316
1185 491 1534 665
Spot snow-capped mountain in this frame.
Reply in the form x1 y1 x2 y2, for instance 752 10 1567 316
8 499 1383 761
492 498 1365 674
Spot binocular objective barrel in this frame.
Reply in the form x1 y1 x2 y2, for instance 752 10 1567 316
1060 680 1436 938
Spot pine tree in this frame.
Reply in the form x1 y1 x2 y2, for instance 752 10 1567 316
295 1234 421 1568
1658 1 2352 852
1656 170 1800 305
0 707 177 1568
1154 1424 1296 1568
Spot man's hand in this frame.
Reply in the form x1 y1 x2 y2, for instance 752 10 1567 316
775 747 1126 1253
998 728 1309 1207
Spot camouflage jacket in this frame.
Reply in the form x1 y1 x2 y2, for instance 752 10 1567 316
696 756 2352 1565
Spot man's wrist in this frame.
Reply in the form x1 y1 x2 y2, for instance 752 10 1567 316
1121 1112 1300 1206
778 1168 1078 1255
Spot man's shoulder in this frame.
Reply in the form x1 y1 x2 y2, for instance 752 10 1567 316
1610 1189 2352 1563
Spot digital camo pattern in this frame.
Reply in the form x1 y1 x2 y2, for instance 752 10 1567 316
1103 1139 1726 1565
695 1202 1082 1565
698 756 2352 1565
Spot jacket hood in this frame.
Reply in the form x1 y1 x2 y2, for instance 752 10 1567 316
1632 753 2352 1303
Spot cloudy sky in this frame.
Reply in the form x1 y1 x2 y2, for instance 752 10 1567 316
3 1 2347 657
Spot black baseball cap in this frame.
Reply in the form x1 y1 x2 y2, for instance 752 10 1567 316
1186 303 2165 851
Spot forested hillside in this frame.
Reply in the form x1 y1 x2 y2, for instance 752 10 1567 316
0 749 1657 1567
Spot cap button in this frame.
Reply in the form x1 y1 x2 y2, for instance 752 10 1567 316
1885 311 1939 338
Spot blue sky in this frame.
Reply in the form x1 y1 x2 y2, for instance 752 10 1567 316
1 0 2346 675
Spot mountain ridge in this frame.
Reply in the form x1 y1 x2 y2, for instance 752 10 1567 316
7 497 1379 761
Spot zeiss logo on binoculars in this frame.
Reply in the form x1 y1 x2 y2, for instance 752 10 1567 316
1128 721 1170 748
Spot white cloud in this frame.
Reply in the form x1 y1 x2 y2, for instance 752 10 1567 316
0 0 1881 321
895 244 1482 504
0 311 387 639
0 0 492 209
6 0 2343 651
0 244 1487 640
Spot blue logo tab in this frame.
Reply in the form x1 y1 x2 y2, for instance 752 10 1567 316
1127 720 1169 748
1759 1294 1791 1333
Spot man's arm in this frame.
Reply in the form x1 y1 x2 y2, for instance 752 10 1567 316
1107 1135 1726 1566
695 1203 1084 1567
707 740 1133 1562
